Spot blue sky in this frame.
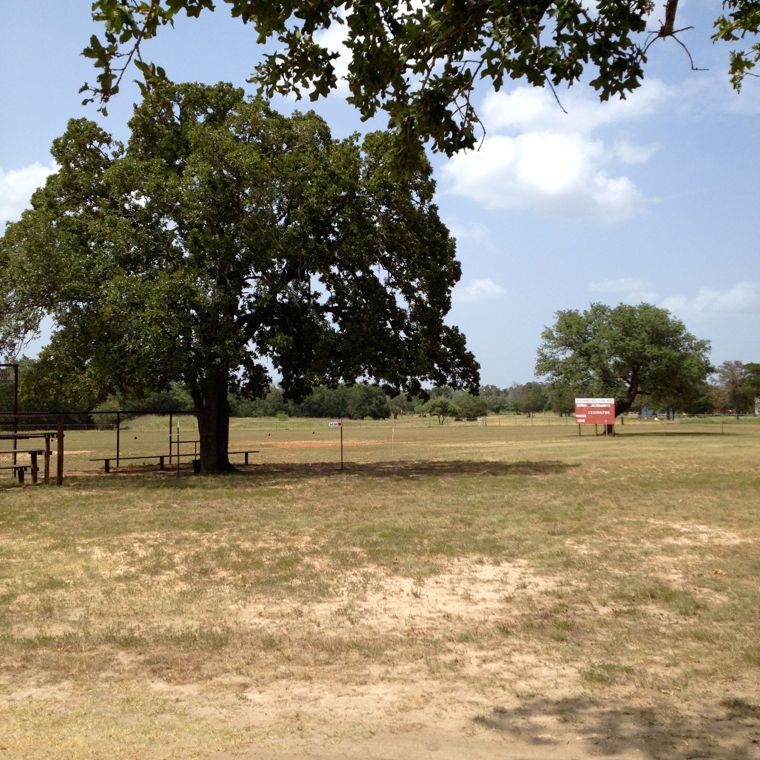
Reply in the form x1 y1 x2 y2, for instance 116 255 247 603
2 1 759 385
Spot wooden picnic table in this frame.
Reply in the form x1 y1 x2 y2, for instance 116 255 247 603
0 447 48 484
0 429 63 486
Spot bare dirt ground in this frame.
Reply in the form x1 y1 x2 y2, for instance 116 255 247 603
3 550 760 759
190 559 760 759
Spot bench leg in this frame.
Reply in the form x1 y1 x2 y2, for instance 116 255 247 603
18 468 25 484
104 459 110 473
159 455 165 470
244 452 249 465
31 452 38 485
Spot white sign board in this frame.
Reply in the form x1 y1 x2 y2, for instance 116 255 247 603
328 420 342 428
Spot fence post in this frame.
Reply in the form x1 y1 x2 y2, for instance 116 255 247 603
56 415 64 486
44 433 51 485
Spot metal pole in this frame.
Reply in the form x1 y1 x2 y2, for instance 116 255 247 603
56 415 64 486
176 423 181 478
340 421 344 471
168 411 173 463
12 364 18 474
116 411 121 468
44 433 51 485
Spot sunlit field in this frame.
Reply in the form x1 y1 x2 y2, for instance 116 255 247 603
2 416 759 759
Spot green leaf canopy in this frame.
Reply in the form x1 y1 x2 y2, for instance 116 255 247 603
535 302 712 417
0 82 479 471
84 1 760 163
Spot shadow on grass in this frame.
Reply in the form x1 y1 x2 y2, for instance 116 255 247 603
473 696 760 759
615 430 735 437
239 458 577 480
63 458 577 487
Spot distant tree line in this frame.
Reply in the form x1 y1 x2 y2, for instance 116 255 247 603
3 355 759 427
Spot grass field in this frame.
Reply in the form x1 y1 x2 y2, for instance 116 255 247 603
1 417 759 758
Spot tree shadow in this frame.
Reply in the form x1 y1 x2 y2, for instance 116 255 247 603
473 696 760 759
65 458 576 486
616 430 734 437
240 458 577 481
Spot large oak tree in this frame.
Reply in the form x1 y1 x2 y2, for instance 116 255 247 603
535 303 712 427
0 82 479 472
84 1 760 163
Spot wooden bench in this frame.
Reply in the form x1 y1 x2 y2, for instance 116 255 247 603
228 450 259 465
0 464 31 484
91 450 259 473
90 453 184 472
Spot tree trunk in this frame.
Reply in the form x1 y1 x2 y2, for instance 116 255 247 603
192 371 232 474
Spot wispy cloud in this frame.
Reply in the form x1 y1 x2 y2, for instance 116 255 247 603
454 278 505 304
589 278 659 304
661 282 760 317
587 278 760 319
0 162 56 227
449 221 490 242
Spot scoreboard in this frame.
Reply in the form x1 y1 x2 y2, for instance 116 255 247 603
574 398 616 425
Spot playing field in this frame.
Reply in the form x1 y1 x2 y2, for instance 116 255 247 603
1 416 759 758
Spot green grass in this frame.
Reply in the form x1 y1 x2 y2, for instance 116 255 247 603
1 418 759 757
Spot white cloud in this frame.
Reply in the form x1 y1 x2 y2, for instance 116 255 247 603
585 279 760 319
589 278 659 303
481 79 670 135
449 221 490 242
313 14 351 94
443 131 644 219
661 282 760 317
454 278 505 304
444 80 669 220
0 162 56 227
614 140 660 165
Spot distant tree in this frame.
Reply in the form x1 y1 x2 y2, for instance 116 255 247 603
513 381 549 416
425 398 460 424
230 387 288 417
716 360 759 416
389 393 417 419
0 82 478 473
536 303 712 432
547 382 576 416
346 384 391 419
297 386 349 419
453 392 488 419
745 363 760 413
479 384 510 414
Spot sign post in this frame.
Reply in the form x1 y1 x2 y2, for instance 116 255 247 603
574 398 616 435
329 420 344 470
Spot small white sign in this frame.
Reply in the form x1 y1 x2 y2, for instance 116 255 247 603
328 420 342 428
